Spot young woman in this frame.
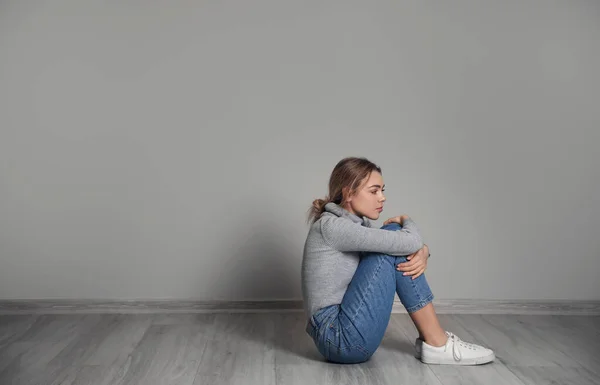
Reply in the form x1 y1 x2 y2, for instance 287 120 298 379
301 157 495 365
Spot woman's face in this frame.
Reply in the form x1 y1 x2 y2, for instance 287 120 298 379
343 171 386 220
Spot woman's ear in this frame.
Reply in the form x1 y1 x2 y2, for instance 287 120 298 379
342 187 353 203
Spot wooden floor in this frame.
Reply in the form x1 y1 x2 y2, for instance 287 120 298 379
0 312 598 385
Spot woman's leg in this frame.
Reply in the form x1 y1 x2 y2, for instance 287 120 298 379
384 224 496 365
325 249 398 363
384 225 447 346
322 223 440 363
314 223 495 365
409 303 448 347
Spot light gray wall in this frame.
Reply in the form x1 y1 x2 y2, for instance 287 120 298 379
1 0 599 301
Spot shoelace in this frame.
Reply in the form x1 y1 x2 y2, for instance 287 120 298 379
444 332 477 361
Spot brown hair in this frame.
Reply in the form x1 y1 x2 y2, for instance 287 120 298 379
307 157 382 224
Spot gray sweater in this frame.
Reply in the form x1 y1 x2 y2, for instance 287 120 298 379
301 202 424 320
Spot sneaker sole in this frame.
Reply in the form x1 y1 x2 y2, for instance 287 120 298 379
420 352 495 365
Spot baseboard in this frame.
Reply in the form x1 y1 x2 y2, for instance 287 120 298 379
0 299 598 315
0 299 304 315
405 299 600 315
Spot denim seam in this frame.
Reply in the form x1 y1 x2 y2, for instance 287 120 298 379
324 337 372 362
328 257 386 353
325 319 369 352
405 292 434 313
326 324 370 354
354 343 372 358
346 255 387 323
410 274 424 304
313 305 338 328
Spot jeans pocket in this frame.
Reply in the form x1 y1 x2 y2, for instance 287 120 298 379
324 322 372 364
325 341 371 364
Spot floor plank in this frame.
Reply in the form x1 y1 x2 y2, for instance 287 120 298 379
512 315 600 377
0 312 597 385
504 365 600 385
110 324 206 385
431 314 526 385
193 313 276 385
0 315 104 385
447 314 584 367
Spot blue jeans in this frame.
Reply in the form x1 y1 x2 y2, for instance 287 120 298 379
305 222 434 364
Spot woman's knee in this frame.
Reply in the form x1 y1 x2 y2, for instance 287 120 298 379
380 222 402 231
357 222 401 263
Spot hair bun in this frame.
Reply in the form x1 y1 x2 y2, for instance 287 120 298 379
312 198 327 210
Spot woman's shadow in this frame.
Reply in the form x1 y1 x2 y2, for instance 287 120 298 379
213 212 321 361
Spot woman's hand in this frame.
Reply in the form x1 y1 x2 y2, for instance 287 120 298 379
383 215 410 226
396 244 429 280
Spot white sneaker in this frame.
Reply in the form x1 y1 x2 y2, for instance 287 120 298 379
420 331 495 365
415 337 423 358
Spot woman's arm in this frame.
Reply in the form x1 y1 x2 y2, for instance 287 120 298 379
321 216 424 256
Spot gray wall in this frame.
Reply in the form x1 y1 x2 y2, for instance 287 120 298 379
1 0 599 301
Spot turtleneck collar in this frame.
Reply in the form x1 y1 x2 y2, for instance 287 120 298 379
324 202 370 226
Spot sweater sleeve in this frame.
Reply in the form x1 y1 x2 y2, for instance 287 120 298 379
320 216 424 256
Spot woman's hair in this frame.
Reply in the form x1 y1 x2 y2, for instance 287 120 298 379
307 156 382 224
